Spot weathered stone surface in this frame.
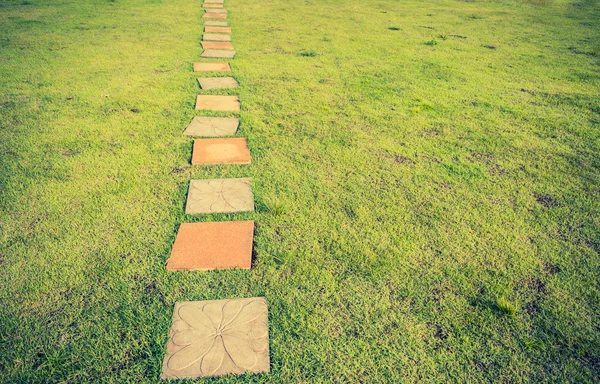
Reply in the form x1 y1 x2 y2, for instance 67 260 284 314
202 42 234 50
197 77 239 90
193 62 231 72
203 13 227 19
191 138 250 165
203 3 223 8
166 221 255 271
185 178 254 214
183 116 239 137
203 34 231 42
205 27 231 34
195 95 240 111
204 21 228 27
205 9 228 14
201 49 236 59
161 297 270 379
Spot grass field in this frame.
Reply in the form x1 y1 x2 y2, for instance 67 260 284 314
1 0 599 382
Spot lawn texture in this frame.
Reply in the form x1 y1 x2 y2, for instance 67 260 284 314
1 0 599 382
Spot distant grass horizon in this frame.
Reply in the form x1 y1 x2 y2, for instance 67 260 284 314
1 0 599 382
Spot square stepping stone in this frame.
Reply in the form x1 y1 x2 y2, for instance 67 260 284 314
204 21 228 27
202 42 234 50
204 0 224 3
186 178 254 214
192 138 250 165
201 49 236 59
205 27 231 33
197 77 239 90
183 116 239 137
203 34 231 42
166 221 255 271
203 3 223 8
161 297 270 379
203 13 227 19
205 9 228 14
193 62 231 72
195 95 240 111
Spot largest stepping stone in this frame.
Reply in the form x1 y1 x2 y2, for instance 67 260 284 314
183 116 239 136
185 178 254 214
204 21 228 27
161 297 270 378
191 138 250 165
203 33 231 42
197 77 239 90
166 221 255 271
195 95 240 111
203 13 227 19
202 42 234 50
201 49 236 59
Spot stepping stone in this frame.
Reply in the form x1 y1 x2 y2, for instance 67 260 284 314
201 49 236 59
197 77 239 90
204 21 228 27
195 95 240 111
185 178 254 214
204 0 224 3
203 13 227 19
205 9 228 14
183 116 239 137
166 221 255 271
205 27 231 33
161 297 270 379
192 138 250 165
202 42 234 50
203 3 223 8
203 34 231 42
193 62 231 72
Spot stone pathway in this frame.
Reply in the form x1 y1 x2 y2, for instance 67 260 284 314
161 0 270 378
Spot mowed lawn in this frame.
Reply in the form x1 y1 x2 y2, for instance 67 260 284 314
1 0 599 382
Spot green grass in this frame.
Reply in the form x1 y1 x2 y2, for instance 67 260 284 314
1 0 599 382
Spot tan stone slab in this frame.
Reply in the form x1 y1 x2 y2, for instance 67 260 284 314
202 42 233 50
201 49 236 59
203 34 231 42
166 221 254 271
205 0 224 3
203 3 223 8
192 138 250 165
193 62 231 72
195 95 240 111
205 9 228 14
204 21 228 27
183 116 239 137
186 178 254 214
161 297 270 379
197 77 239 90
203 13 227 19
205 27 231 33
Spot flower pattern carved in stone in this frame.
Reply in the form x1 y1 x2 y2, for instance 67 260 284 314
161 298 270 379
185 178 254 214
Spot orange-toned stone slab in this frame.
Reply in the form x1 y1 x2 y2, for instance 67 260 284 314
201 49 236 59
202 42 233 50
186 178 254 214
195 95 240 111
205 0 224 3
203 13 227 19
203 3 223 8
161 297 270 379
203 33 231 42
197 77 239 90
193 62 231 72
192 138 250 165
166 221 254 271
205 9 227 14
204 21 228 27
205 27 231 33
